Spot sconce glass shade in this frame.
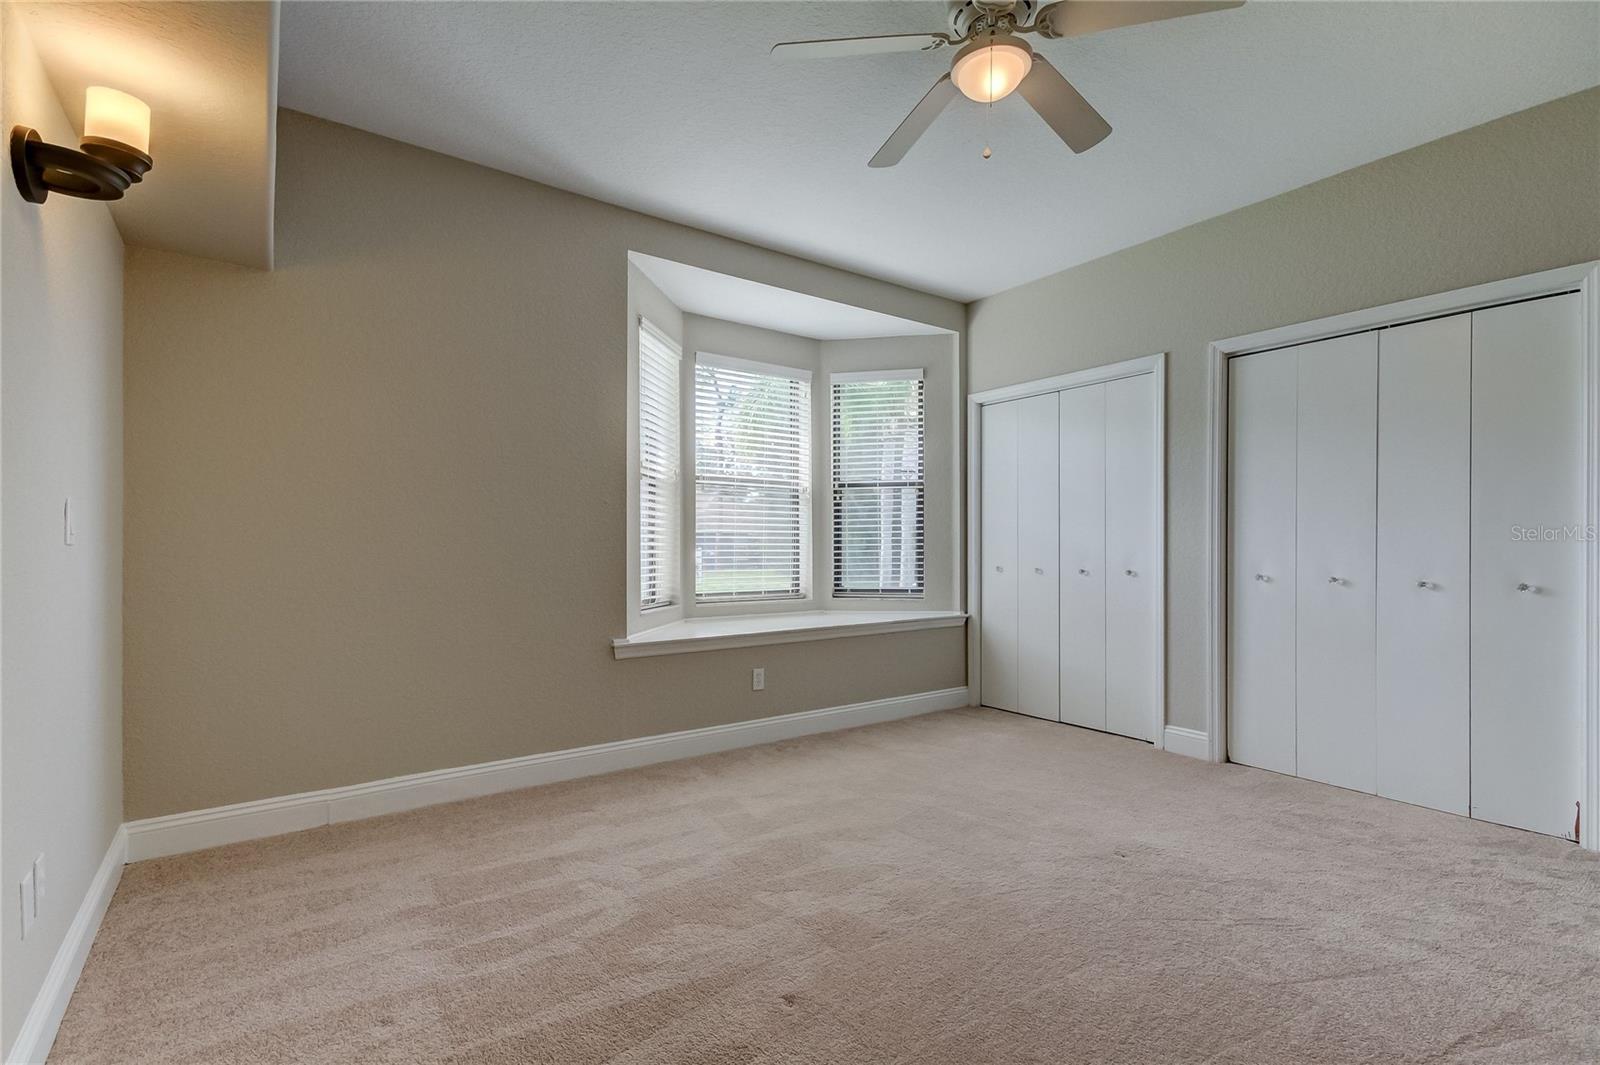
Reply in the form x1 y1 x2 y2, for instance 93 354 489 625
951 36 1034 103
10 86 152 204
83 86 150 155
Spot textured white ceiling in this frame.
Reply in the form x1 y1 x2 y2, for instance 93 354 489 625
631 253 952 340
280 1 1600 301
19 1 278 269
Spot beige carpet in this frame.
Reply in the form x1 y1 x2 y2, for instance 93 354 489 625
51 708 1599 1064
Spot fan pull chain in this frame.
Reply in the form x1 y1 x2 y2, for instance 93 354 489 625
982 37 993 160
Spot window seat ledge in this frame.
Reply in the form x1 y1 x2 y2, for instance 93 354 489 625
613 610 966 659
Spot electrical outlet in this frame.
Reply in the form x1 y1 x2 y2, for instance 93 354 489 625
752 667 765 691
32 855 45 915
19 868 35 939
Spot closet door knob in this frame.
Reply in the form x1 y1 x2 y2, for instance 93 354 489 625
1034 567 1044 575
1078 568 1090 576
1416 580 1433 590
1517 582 1534 593
995 565 1004 573
1254 573 1270 583
1328 576 1343 585
1124 569 1136 577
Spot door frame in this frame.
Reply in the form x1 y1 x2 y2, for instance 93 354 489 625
966 353 1167 746
1202 261 1600 851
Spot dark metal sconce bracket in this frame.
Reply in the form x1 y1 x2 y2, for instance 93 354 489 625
10 125 152 204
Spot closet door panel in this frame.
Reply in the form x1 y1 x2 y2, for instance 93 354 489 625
1471 293 1586 838
1228 350 1298 775
1058 383 1107 730
1376 316 1470 815
1016 392 1062 721
1105 373 1158 741
980 400 1020 712
1296 332 1378 794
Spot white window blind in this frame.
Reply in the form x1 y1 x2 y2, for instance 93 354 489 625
638 317 681 610
694 354 811 602
831 370 925 597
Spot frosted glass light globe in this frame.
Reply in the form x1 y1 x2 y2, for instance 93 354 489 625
951 36 1033 103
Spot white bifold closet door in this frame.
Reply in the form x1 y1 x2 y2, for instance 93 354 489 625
1295 333 1378 794
1104 374 1159 741
980 399 1020 713
1228 350 1298 776
1058 384 1107 730
1376 315 1470 815
1470 293 1586 838
1015 392 1061 721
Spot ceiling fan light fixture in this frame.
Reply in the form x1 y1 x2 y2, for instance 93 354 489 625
950 35 1033 103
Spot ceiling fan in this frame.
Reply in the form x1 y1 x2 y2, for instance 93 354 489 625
773 0 1243 167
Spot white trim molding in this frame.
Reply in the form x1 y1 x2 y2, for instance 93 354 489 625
696 349 813 381
1202 261 1600 852
965 353 1167 746
6 828 126 1065
1162 726 1211 761
612 609 965 658
125 687 973 862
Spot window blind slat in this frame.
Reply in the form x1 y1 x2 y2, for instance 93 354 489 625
831 376 926 598
638 319 681 610
695 359 811 602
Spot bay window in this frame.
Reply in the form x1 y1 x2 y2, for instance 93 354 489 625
831 370 926 597
636 317 681 610
692 354 812 602
622 262 959 655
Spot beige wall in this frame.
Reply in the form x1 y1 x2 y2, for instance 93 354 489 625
123 110 967 820
967 87 1600 735
1 8 124 1054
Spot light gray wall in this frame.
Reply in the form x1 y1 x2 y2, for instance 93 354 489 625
122 110 967 820
966 87 1600 735
1 8 124 1054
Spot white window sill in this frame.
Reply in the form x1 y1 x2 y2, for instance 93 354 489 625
613 609 966 659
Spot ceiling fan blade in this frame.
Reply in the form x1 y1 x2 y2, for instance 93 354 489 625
771 32 950 60
869 74 959 168
1016 57 1112 153
1037 1 1244 39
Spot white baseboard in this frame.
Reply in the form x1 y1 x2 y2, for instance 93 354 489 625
1162 726 1211 761
6 827 126 1065
126 687 973 862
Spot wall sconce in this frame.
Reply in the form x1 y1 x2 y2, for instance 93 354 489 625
10 86 152 204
